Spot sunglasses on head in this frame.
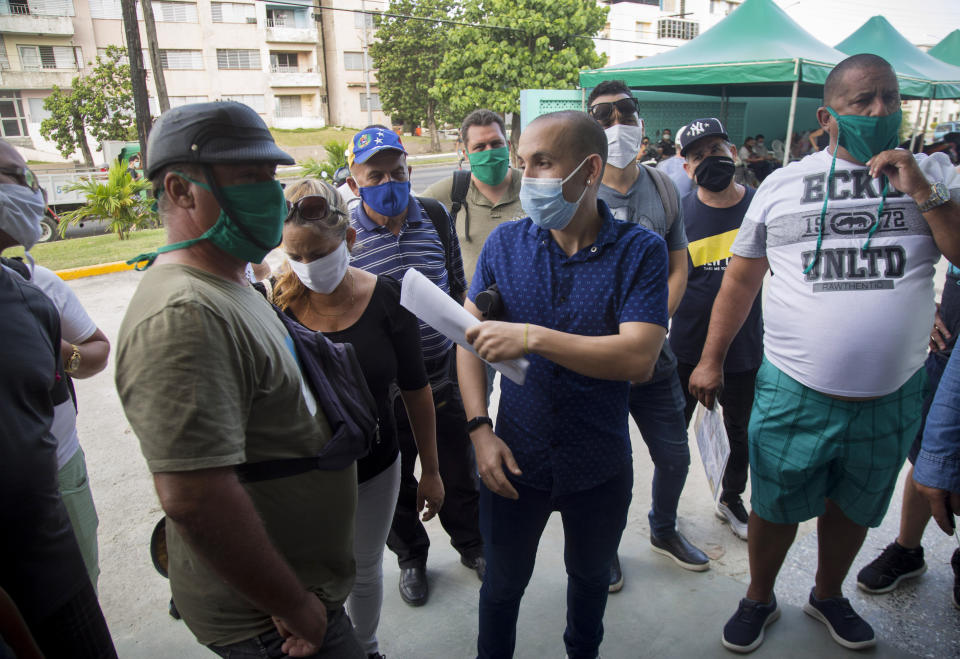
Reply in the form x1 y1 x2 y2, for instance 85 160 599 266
0 165 39 193
286 194 340 222
588 98 640 127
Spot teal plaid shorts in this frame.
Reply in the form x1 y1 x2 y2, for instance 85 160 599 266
749 358 927 528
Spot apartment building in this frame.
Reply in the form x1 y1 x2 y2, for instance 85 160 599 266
0 0 331 158
595 0 743 66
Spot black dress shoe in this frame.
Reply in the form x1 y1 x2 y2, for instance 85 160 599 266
399 566 428 606
461 554 486 581
650 530 709 572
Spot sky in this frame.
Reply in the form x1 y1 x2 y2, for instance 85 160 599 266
772 0 960 48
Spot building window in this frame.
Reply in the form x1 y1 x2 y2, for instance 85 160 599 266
0 92 29 137
149 1 198 23
89 0 122 19
17 45 77 70
276 95 302 118
211 1 255 23
169 95 206 107
160 49 203 70
1 0 75 17
27 96 52 121
360 92 381 112
222 94 265 113
354 11 373 29
217 48 261 70
344 51 372 71
269 52 298 73
657 18 699 40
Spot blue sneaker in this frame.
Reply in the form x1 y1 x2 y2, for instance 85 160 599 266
802 588 876 650
721 595 780 653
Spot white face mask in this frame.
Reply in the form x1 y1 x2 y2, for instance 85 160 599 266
605 124 644 170
287 241 349 294
0 183 45 251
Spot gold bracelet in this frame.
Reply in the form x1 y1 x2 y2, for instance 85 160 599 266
523 323 530 355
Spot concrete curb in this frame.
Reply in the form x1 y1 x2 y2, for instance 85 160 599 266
56 260 135 281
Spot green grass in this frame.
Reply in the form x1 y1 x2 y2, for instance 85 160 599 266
6 229 166 271
270 127 452 151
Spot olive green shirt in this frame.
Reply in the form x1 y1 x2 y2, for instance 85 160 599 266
115 264 356 646
422 167 525 283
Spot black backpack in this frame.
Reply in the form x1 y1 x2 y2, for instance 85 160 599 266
235 305 379 482
448 169 472 240
417 196 466 303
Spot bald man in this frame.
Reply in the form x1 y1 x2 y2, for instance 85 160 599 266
457 110 670 658
689 54 960 653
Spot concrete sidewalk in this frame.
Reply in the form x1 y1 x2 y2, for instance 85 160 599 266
67 269 955 659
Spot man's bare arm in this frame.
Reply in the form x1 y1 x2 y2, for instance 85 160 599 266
667 248 689 317
61 328 110 379
688 255 768 409
154 467 328 652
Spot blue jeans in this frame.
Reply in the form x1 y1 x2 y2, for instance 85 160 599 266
628 370 690 536
477 466 633 659
207 607 364 659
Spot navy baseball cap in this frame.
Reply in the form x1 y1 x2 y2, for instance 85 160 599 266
676 118 728 156
347 126 407 167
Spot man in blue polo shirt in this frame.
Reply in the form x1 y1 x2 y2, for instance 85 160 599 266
458 110 670 659
346 126 484 608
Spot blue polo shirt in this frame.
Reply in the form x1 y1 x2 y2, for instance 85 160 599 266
350 197 467 363
468 200 669 495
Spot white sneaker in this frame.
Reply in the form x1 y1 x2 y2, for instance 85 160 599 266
716 498 749 540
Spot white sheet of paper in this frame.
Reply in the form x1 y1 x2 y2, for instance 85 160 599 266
693 403 731 502
400 267 528 386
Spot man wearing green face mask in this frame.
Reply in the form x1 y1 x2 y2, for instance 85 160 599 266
116 102 365 658
423 109 526 278
687 54 960 654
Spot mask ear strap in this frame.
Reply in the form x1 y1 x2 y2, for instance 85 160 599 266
862 177 888 251
804 146 838 275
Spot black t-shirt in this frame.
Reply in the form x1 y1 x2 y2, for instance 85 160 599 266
932 266 960 368
0 267 88 626
323 276 428 483
670 187 764 373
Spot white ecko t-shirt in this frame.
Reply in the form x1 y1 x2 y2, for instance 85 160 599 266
731 149 960 397
30 265 97 468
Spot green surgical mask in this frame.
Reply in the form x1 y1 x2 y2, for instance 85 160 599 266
804 108 900 274
827 107 902 164
129 172 286 270
467 147 509 186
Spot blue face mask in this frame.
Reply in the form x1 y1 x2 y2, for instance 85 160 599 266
359 180 411 217
520 157 590 231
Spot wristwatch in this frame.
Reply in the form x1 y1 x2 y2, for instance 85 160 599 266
64 344 81 375
465 416 493 434
917 182 950 213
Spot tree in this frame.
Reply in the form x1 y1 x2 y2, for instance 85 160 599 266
58 161 155 240
40 46 136 168
431 0 607 155
369 0 457 152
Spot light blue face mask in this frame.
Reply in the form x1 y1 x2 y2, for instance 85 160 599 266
519 157 590 231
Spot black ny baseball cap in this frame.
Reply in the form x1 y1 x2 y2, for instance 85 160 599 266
676 118 728 157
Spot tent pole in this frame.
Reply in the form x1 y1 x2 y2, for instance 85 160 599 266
921 93 935 147
783 78 799 167
581 87 586 112
721 85 728 126
909 97 927 152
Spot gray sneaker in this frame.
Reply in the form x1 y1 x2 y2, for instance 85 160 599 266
716 497 749 540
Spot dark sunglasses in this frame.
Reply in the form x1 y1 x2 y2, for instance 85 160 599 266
0 165 39 192
286 194 341 222
588 98 640 127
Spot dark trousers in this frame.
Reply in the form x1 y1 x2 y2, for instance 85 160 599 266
29 579 117 659
676 363 757 501
477 466 633 659
628 371 691 536
387 361 482 568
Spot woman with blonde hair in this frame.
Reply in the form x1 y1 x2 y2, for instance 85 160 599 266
275 178 444 659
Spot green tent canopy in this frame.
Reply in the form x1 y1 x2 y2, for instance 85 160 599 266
579 0 846 98
929 30 960 67
835 16 960 99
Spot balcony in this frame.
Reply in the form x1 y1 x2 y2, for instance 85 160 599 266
269 67 322 88
265 21 318 43
0 9 74 36
0 68 75 89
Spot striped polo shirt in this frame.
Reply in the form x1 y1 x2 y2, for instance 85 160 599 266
349 197 466 363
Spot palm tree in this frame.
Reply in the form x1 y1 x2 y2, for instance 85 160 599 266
59 161 156 240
